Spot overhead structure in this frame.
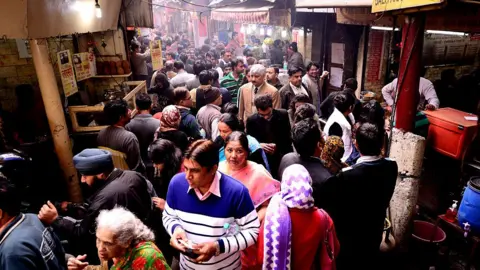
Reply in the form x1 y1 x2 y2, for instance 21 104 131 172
296 0 371 8
211 0 291 27
0 0 123 39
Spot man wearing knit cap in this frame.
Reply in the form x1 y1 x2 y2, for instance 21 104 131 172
37 148 153 264
287 42 304 70
196 86 222 140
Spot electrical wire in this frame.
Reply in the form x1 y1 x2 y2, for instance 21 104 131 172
143 0 201 12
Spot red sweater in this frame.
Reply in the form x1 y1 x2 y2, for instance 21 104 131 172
257 207 340 269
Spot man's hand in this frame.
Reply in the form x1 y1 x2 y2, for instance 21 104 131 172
152 197 166 210
193 241 218 263
170 227 188 252
67 254 89 270
321 71 329 79
60 201 70 212
38 201 58 225
261 143 275 155
425 104 436 111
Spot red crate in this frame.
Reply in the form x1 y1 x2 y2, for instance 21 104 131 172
424 108 478 160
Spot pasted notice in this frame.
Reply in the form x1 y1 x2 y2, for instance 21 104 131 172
72 51 96 82
330 67 344 88
57 50 78 97
331 43 345 65
423 34 480 66
150 40 163 70
366 31 384 83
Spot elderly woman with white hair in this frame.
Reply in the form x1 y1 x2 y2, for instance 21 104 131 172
238 64 281 124
67 208 170 270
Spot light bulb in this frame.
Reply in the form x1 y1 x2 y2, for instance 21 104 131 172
95 2 102 18
260 28 265 35
246 27 252 34
251 24 256 30
267 28 272 36
240 26 246 33
281 30 287 38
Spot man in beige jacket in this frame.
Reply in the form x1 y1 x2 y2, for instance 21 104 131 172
238 64 280 124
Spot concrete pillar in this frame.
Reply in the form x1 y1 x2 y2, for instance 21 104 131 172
395 15 425 132
389 128 426 248
30 39 82 203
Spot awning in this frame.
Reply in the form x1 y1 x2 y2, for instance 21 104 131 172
211 1 290 27
296 0 371 8
0 0 123 39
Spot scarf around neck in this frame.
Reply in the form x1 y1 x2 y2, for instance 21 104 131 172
263 164 314 270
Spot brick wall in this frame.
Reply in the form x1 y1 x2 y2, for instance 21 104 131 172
0 38 75 112
0 40 37 111
363 30 390 97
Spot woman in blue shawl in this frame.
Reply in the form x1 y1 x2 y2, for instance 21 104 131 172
214 113 271 172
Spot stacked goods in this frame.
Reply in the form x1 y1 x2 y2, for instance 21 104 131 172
95 60 131 75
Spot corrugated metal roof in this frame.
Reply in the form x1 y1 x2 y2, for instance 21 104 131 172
296 0 371 8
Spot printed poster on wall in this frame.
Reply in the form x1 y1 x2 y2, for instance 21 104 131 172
57 50 78 97
150 40 163 71
72 51 96 82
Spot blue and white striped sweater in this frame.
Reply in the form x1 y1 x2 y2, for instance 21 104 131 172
163 172 260 270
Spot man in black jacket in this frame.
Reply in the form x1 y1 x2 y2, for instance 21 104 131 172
321 123 398 270
278 118 331 208
247 94 292 179
37 149 153 264
278 66 312 110
0 174 66 270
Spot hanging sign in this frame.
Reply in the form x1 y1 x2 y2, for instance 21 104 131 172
57 50 78 97
150 40 163 71
372 0 444 13
72 51 96 82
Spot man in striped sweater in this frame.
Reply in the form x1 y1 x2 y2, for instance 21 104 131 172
163 140 260 270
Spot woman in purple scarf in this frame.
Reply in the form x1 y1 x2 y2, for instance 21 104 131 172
258 164 340 270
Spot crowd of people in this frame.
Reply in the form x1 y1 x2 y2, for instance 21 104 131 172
0 32 402 270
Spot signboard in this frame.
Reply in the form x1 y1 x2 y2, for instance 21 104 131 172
150 40 163 71
57 50 78 97
72 51 96 82
372 0 444 13
423 34 480 66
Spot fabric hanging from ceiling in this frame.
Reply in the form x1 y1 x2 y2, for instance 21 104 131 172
211 10 270 25
121 0 154 29
211 7 290 27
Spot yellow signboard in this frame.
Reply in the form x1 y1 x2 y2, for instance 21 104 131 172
372 0 444 13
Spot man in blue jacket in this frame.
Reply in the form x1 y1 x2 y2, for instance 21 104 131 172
0 173 66 269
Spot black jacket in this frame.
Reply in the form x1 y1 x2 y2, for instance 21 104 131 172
52 169 152 264
278 153 332 208
319 91 362 120
270 47 284 65
246 109 293 179
278 83 313 110
321 158 397 267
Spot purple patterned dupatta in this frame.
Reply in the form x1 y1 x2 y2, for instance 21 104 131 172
263 164 315 270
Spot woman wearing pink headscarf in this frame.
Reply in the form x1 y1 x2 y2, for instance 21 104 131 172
154 105 189 152
258 164 340 270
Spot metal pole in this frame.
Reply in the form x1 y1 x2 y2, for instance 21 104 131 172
29 39 82 202
395 14 425 132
